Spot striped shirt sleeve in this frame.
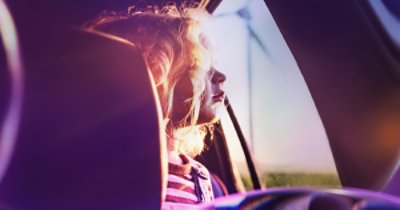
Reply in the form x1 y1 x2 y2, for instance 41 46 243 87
165 154 214 204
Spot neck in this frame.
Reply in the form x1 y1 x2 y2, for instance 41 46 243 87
168 150 183 164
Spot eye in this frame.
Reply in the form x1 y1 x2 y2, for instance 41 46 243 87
207 67 216 78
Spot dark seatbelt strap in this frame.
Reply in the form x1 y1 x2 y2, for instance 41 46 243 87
191 166 208 203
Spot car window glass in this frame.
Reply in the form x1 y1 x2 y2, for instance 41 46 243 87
218 108 254 191
208 0 341 190
367 0 400 50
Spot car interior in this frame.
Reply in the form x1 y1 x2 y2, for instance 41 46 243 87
1 0 400 209
0 1 167 209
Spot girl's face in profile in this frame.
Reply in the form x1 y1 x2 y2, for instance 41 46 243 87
171 67 226 125
197 68 226 124
196 35 226 124
171 34 226 126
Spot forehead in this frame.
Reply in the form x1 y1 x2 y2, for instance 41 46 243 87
200 33 213 51
199 33 217 69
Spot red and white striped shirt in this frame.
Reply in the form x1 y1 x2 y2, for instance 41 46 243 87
165 154 214 204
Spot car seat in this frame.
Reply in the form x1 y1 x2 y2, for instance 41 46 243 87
0 1 166 209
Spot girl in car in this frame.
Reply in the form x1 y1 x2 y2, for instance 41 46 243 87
86 6 226 205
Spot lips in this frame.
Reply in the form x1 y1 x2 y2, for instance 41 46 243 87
212 92 225 102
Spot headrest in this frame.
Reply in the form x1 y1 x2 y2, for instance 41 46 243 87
7 0 207 27
0 25 165 209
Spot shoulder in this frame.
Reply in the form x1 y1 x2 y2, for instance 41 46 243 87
183 154 210 177
182 154 215 203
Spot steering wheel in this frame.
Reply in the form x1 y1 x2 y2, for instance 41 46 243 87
211 187 400 209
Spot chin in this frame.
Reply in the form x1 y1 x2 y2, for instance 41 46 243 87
209 115 220 124
197 113 219 125
198 105 222 124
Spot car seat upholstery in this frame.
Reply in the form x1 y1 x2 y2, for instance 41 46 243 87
210 174 228 198
0 6 166 209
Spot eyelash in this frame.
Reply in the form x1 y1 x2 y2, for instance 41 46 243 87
207 67 215 77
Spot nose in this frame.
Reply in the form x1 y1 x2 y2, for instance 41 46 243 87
212 70 226 85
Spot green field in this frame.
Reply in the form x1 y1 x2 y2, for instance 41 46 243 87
242 172 341 190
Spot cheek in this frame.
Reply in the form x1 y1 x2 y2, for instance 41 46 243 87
174 76 194 101
171 77 194 122
202 79 213 104
198 80 219 124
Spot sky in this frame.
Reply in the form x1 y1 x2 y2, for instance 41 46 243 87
207 0 338 174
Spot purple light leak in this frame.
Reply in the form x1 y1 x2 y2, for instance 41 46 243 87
0 0 24 182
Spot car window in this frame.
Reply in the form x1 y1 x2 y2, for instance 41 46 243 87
208 0 341 190
367 0 400 50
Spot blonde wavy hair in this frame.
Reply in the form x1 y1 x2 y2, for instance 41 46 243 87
85 6 214 157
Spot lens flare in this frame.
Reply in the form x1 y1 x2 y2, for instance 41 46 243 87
0 0 24 182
